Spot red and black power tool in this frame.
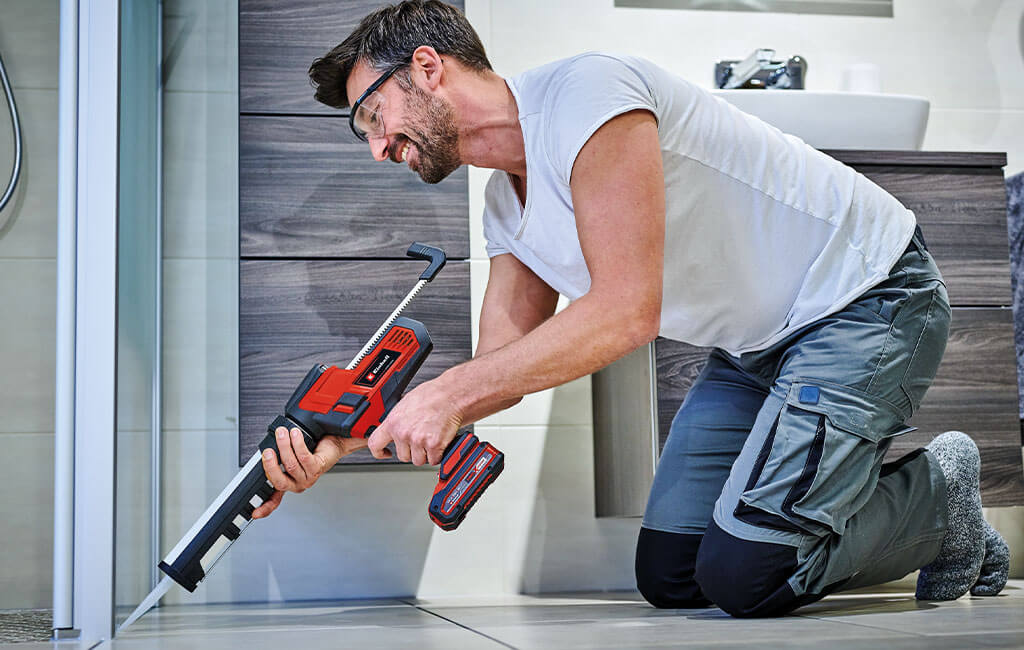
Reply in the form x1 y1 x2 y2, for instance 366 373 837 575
267 319 504 532
157 243 503 595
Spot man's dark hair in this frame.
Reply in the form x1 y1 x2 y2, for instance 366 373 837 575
308 1 491 110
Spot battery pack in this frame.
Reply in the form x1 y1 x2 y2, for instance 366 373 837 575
429 432 504 531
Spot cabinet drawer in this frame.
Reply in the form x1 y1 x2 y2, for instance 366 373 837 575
851 165 1011 306
240 0 464 114
240 116 469 258
239 259 471 465
653 307 1024 506
900 307 1024 506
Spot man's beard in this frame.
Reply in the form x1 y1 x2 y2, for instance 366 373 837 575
403 84 461 184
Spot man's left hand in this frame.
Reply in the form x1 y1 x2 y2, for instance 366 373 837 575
367 376 464 465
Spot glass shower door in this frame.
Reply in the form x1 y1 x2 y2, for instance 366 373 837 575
115 0 161 628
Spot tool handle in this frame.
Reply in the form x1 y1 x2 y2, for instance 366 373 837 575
158 448 277 592
263 415 319 452
439 431 474 479
406 242 446 281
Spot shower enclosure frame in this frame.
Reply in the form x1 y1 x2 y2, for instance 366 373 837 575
55 0 164 642
63 0 120 641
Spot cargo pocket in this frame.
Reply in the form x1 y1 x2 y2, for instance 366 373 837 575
900 284 951 414
734 380 910 537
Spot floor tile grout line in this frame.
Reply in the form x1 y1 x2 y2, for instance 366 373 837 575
796 612 931 638
399 599 519 650
799 611 1024 640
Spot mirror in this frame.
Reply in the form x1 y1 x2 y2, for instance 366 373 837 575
614 0 892 17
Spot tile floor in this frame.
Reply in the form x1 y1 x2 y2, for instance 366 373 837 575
8 579 1024 649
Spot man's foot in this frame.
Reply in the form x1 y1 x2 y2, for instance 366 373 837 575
970 521 1009 596
915 431 985 601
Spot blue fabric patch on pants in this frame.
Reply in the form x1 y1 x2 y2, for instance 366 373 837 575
798 386 820 404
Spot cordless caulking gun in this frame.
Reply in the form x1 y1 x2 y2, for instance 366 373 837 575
121 243 504 630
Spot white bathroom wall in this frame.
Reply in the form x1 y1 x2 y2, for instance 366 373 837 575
0 0 58 611
476 0 1024 175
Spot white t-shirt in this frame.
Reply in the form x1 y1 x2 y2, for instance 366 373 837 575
482 53 916 356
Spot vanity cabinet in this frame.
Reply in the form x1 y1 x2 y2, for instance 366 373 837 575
594 150 1024 516
237 0 470 465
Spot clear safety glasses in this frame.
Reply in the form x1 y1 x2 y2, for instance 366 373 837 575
349 63 404 142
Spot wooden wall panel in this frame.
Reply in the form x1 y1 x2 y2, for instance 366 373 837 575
654 338 711 445
239 2 473 470
240 116 470 258
239 260 472 465
655 308 1024 505
823 152 1013 306
900 308 1024 506
825 151 1007 168
240 0 464 115
853 167 1012 306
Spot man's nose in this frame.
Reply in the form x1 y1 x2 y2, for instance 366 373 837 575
369 135 389 162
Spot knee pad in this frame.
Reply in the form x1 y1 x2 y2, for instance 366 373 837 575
694 520 800 617
635 527 711 609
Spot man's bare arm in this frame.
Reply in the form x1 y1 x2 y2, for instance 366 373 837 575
477 253 560 357
367 109 664 464
443 109 664 423
475 252 559 411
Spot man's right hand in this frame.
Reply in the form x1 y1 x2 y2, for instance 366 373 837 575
252 427 368 519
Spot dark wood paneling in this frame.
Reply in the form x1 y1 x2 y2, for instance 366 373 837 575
655 308 1024 505
825 150 1007 168
901 308 1024 506
240 0 387 115
239 260 472 466
240 116 470 258
654 338 711 444
239 0 464 115
853 167 1012 306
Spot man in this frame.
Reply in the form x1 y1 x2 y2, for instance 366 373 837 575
251 0 1009 616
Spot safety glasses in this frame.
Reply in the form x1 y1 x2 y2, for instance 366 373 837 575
348 63 404 142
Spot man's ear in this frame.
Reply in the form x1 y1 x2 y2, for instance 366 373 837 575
410 45 444 91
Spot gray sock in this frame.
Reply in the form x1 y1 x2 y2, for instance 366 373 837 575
915 431 985 601
970 521 1009 596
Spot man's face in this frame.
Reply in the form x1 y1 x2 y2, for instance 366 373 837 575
346 61 461 185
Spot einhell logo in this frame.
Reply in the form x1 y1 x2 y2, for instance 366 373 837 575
356 349 400 387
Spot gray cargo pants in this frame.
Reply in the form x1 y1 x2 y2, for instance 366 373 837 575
636 226 952 616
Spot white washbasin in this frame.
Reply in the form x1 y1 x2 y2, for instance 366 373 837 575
710 90 930 150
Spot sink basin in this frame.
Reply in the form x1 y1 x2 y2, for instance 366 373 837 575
710 90 930 150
